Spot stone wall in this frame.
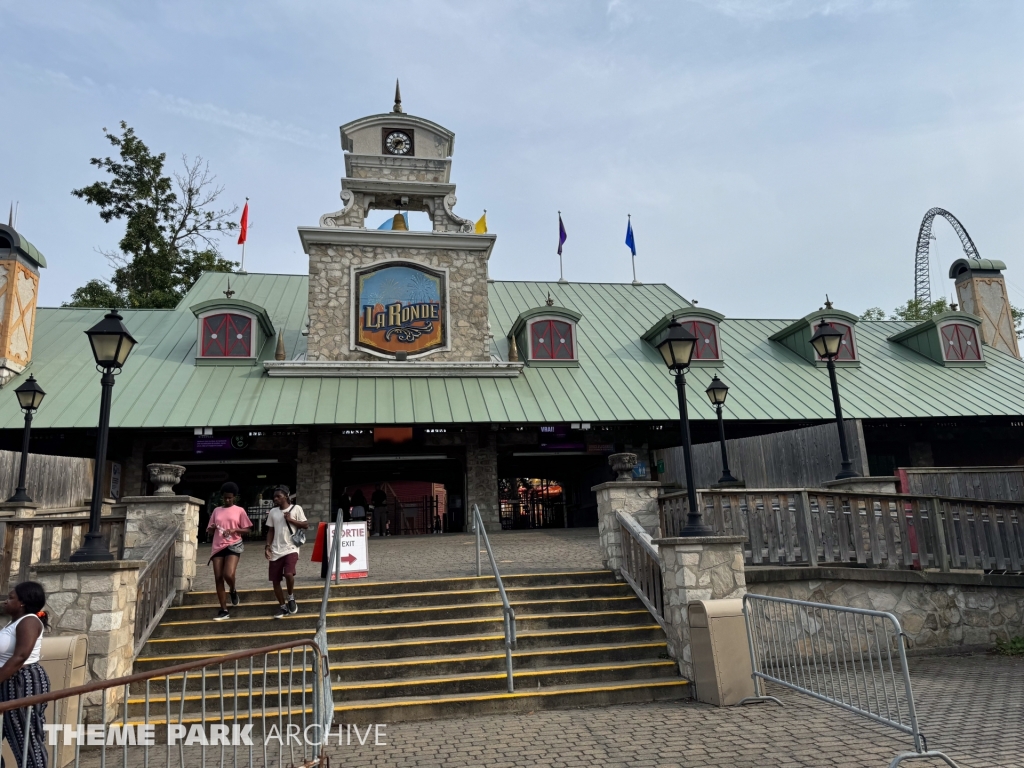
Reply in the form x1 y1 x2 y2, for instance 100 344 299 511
296 429 332 523
655 536 747 679
466 428 499 532
33 561 141 722
122 495 200 595
747 567 1024 650
306 244 490 362
594 480 661 574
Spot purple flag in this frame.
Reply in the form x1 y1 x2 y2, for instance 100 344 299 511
557 213 567 255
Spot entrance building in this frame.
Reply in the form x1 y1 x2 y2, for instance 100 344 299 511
5 91 1024 535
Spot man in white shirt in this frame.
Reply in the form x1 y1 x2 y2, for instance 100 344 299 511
264 486 309 618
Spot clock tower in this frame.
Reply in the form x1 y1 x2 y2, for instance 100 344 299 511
300 84 497 362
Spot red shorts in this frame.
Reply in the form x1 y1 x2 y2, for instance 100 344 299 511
268 552 298 582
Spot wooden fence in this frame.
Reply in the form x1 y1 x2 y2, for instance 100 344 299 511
654 420 868 490
899 467 1024 502
0 450 96 509
660 488 1024 574
0 512 126 596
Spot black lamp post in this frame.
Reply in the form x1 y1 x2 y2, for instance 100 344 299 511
657 319 713 536
70 310 137 562
809 320 860 480
7 375 46 503
704 375 739 485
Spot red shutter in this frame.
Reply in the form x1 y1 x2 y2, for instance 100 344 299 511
941 324 980 361
201 314 253 357
686 321 720 360
530 319 575 360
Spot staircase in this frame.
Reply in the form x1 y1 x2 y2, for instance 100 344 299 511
134 571 688 722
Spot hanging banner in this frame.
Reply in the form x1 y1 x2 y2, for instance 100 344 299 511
326 521 369 580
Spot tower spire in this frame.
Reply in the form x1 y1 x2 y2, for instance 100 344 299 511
392 79 403 114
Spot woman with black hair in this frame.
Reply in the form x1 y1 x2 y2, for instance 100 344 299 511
0 581 49 768
207 482 253 621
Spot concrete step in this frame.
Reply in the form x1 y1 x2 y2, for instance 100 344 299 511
134 624 669 670
131 642 672 693
140 611 656 656
334 678 691 723
180 571 614 606
166 583 634 621
152 596 645 637
124 661 679 717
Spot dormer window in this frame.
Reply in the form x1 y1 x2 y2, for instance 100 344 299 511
814 321 857 362
201 313 253 357
642 307 726 365
940 322 981 361
530 318 575 360
190 296 275 364
508 304 582 366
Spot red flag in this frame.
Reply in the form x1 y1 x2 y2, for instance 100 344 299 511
237 200 249 245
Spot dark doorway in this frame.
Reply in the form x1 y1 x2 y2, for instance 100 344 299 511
498 452 610 528
332 453 466 533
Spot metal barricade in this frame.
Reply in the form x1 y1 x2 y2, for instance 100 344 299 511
0 639 331 768
741 593 960 768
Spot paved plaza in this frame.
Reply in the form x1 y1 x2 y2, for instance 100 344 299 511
331 654 1022 768
197 528 605 592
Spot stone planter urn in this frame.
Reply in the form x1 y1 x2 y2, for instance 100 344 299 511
608 452 637 482
148 463 186 496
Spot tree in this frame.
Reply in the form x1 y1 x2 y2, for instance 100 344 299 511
65 122 238 308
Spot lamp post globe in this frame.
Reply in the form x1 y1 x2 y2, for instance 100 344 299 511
7 375 46 504
809 320 860 480
704 375 739 486
658 319 712 536
70 310 137 562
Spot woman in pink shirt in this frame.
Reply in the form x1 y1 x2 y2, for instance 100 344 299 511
207 482 253 621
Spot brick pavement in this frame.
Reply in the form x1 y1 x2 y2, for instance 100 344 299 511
196 528 604 591
327 654 1024 768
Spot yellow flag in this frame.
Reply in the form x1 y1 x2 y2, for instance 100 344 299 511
474 211 487 234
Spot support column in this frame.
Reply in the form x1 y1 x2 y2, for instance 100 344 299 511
121 495 201 595
296 428 331 523
32 560 142 722
593 453 662 576
652 535 747 679
466 427 500 532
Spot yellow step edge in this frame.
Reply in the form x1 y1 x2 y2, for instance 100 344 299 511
146 612 654 644
186 571 610 596
126 661 679 705
160 598 642 627
135 626 663 664
334 679 690 710
172 584 629 611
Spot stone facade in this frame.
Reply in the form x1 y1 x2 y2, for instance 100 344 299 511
467 427 499 531
594 480 661 575
654 536 747 679
296 429 332 522
306 243 491 362
32 561 142 722
345 154 451 183
748 568 1024 650
122 495 200 594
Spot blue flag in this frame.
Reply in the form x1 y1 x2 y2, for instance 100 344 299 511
625 217 636 256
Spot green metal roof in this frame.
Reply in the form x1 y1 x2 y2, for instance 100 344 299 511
3 271 1024 431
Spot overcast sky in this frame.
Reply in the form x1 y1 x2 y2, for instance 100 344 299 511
2 0 1023 317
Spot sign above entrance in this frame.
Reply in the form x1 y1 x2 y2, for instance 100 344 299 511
352 262 448 358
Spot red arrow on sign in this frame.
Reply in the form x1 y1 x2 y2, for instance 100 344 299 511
339 554 357 564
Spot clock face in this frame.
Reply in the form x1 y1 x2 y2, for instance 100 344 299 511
384 130 412 155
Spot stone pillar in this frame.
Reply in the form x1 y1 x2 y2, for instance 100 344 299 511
0 501 38 519
652 535 747 680
466 427 500 532
296 429 331 523
593 480 662 576
32 561 143 722
121 495 201 595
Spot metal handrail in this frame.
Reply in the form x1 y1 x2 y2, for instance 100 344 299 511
471 503 516 693
314 508 345 730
